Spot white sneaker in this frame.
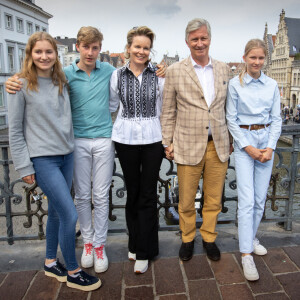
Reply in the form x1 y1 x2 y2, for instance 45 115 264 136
253 238 267 256
128 251 136 261
242 255 259 281
134 260 148 274
94 245 108 273
81 242 94 268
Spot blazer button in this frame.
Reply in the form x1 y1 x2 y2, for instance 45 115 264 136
208 109 210 113
201 96 204 99
206 126 209 129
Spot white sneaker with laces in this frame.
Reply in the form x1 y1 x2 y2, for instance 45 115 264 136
81 242 94 268
242 255 259 281
94 245 108 273
128 251 136 261
253 238 267 255
134 260 148 274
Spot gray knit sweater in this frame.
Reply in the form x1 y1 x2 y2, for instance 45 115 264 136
8 77 74 178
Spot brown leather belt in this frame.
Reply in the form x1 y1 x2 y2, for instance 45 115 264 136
239 124 270 131
208 135 213 141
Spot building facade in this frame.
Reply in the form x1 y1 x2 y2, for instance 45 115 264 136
0 0 52 128
227 62 245 79
269 10 300 107
263 23 275 77
291 60 300 108
160 54 179 66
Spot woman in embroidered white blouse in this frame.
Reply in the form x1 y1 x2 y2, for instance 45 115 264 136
110 26 164 274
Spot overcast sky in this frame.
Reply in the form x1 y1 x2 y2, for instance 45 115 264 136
35 0 300 63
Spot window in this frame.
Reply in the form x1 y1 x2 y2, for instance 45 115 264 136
27 22 33 35
0 116 6 126
0 86 4 107
42 27 47 32
5 14 13 30
0 44 2 72
35 25 40 32
7 46 15 73
16 18 24 32
18 47 25 70
279 36 283 44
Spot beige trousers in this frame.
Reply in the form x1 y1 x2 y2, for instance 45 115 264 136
177 141 228 243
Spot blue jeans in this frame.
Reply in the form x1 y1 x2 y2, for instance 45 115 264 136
234 127 274 253
32 153 79 271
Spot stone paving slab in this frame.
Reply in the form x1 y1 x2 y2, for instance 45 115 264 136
262 248 298 273
219 284 253 300
234 253 283 294
276 272 300 300
0 246 299 299
283 246 300 268
0 270 36 300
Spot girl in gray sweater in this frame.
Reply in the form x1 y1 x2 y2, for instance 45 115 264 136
8 32 100 292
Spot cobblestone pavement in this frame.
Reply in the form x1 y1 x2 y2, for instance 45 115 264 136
0 245 299 300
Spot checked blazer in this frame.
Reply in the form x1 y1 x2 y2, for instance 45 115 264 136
161 57 231 165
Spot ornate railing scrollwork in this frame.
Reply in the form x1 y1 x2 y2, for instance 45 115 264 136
1 124 300 244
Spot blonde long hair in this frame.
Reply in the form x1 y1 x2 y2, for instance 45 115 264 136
239 39 267 86
18 32 67 94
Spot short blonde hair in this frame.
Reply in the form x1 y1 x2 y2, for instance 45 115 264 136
125 26 155 60
76 26 103 46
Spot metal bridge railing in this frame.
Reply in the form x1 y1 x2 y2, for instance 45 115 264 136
1 124 299 245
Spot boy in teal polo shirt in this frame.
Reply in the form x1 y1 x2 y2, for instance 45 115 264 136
64 27 115 274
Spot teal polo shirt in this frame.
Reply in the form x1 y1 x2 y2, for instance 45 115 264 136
64 59 115 138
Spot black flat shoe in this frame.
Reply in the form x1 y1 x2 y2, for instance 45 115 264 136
202 240 220 261
179 240 194 261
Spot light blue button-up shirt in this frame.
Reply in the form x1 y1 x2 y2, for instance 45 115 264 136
226 72 282 150
64 59 115 138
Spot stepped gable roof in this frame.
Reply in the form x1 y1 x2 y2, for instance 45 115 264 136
285 17 300 55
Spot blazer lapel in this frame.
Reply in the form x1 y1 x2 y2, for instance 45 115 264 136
184 58 204 94
212 59 219 104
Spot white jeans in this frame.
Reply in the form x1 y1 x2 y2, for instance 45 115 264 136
234 127 274 253
73 137 115 248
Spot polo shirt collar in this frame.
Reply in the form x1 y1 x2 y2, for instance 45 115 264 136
190 56 213 68
72 59 101 72
244 72 266 84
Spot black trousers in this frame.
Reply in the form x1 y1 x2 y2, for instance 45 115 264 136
115 141 164 260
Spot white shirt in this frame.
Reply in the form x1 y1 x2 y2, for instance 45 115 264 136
190 56 215 135
109 63 165 145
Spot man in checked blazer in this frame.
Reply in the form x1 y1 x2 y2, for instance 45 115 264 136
161 18 232 262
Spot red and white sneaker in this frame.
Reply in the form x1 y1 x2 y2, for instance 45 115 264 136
81 242 94 268
94 245 108 273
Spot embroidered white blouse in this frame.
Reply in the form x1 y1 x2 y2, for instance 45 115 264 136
109 63 165 145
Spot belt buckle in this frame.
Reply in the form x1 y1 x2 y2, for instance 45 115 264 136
253 124 258 130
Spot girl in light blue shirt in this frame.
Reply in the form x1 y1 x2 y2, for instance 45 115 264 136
226 39 281 282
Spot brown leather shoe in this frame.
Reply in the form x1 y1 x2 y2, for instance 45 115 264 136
202 240 220 261
179 240 194 261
